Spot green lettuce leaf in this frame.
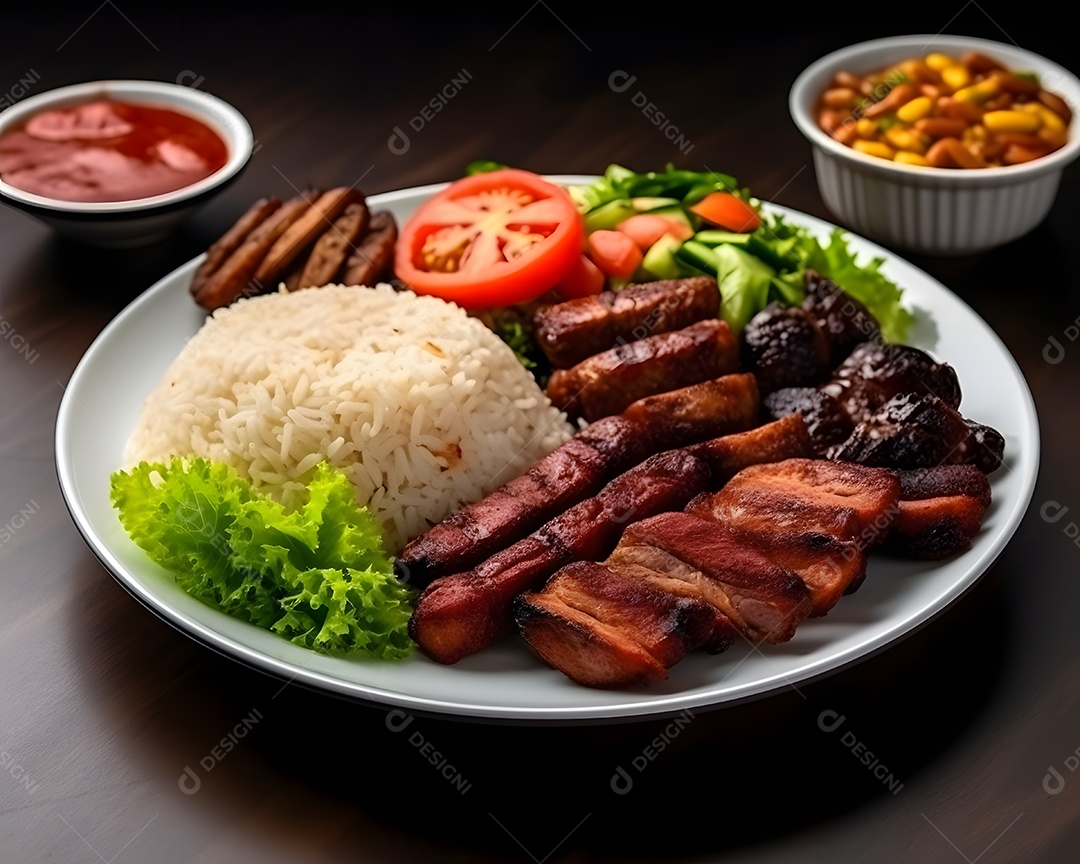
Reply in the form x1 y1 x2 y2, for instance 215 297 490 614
110 457 415 659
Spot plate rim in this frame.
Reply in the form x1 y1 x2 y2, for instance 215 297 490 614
54 176 1041 722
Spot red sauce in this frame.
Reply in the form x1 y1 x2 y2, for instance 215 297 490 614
0 97 229 203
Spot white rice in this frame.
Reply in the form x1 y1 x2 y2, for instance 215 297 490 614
124 283 574 551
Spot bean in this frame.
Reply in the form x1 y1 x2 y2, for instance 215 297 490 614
823 87 858 108
938 97 984 122
833 70 866 92
924 138 958 167
943 137 987 168
994 70 1041 95
1038 89 1073 124
915 116 968 138
1003 143 1045 164
863 82 918 118
961 51 1004 73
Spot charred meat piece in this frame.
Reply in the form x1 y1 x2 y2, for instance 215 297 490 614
802 270 882 366
343 210 398 286
190 196 281 300
515 560 731 688
294 199 370 288
546 319 740 423
742 303 832 394
615 512 813 643
685 458 898 614
396 374 760 586
688 458 902 547
823 342 962 425
513 592 669 688
193 192 315 310
687 414 813 484
409 449 713 664
253 187 367 287
883 465 993 559
761 387 854 455
829 393 1005 473
533 276 720 369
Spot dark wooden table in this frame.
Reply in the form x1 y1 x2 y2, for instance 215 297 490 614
3 7 1079 862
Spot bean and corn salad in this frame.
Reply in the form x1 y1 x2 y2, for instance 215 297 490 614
817 50 1072 168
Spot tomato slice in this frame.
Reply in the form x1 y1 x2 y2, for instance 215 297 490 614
394 169 585 310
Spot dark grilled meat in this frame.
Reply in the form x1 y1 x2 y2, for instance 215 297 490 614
533 276 720 369
515 560 733 688
761 387 854 455
823 341 962 425
395 373 760 586
410 449 714 664
614 512 814 643
546 318 740 423
829 393 1005 473
883 465 993 559
686 459 900 614
742 303 832 394
802 270 882 366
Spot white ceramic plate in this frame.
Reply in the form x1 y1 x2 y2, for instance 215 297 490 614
55 177 1040 723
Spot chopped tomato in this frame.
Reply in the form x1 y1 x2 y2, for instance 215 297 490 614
394 168 585 310
555 253 605 300
586 229 643 280
615 213 693 250
689 192 762 233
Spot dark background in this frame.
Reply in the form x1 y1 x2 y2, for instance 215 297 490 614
2 4 1079 862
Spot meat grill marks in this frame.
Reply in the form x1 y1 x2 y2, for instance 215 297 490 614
546 318 741 423
409 416 814 665
409 448 714 665
189 187 398 310
515 459 897 687
533 276 720 369
883 464 993 559
395 373 761 587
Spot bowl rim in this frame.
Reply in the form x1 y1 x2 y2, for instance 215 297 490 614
789 33 1080 182
0 78 253 214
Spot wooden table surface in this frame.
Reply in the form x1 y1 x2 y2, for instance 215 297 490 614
3 7 1079 862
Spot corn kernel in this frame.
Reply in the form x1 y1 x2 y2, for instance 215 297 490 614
855 117 878 137
984 109 1042 133
925 52 955 71
955 77 1001 103
1022 102 1066 133
894 151 930 166
852 139 896 159
885 126 926 152
896 96 933 123
941 65 971 91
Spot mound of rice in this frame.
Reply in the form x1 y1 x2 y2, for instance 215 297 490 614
124 283 574 551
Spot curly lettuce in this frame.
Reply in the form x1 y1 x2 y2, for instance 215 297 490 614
109 457 415 659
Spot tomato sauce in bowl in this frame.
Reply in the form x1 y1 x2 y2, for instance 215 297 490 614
0 97 228 203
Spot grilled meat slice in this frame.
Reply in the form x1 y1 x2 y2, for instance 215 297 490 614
761 387 854 455
688 458 902 547
515 560 729 687
823 342 962 425
193 192 315 310
190 196 281 300
682 457 897 614
546 319 740 423
615 512 813 643
533 276 720 369
883 465 993 559
687 414 813 484
295 199 370 288
829 393 1005 473
513 592 669 689
802 270 881 366
343 210 398 286
395 374 759 586
410 449 713 664
742 303 832 394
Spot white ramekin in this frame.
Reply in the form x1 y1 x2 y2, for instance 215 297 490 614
0 79 253 248
790 35 1080 255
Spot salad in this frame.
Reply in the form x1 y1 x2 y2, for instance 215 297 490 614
393 162 915 376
